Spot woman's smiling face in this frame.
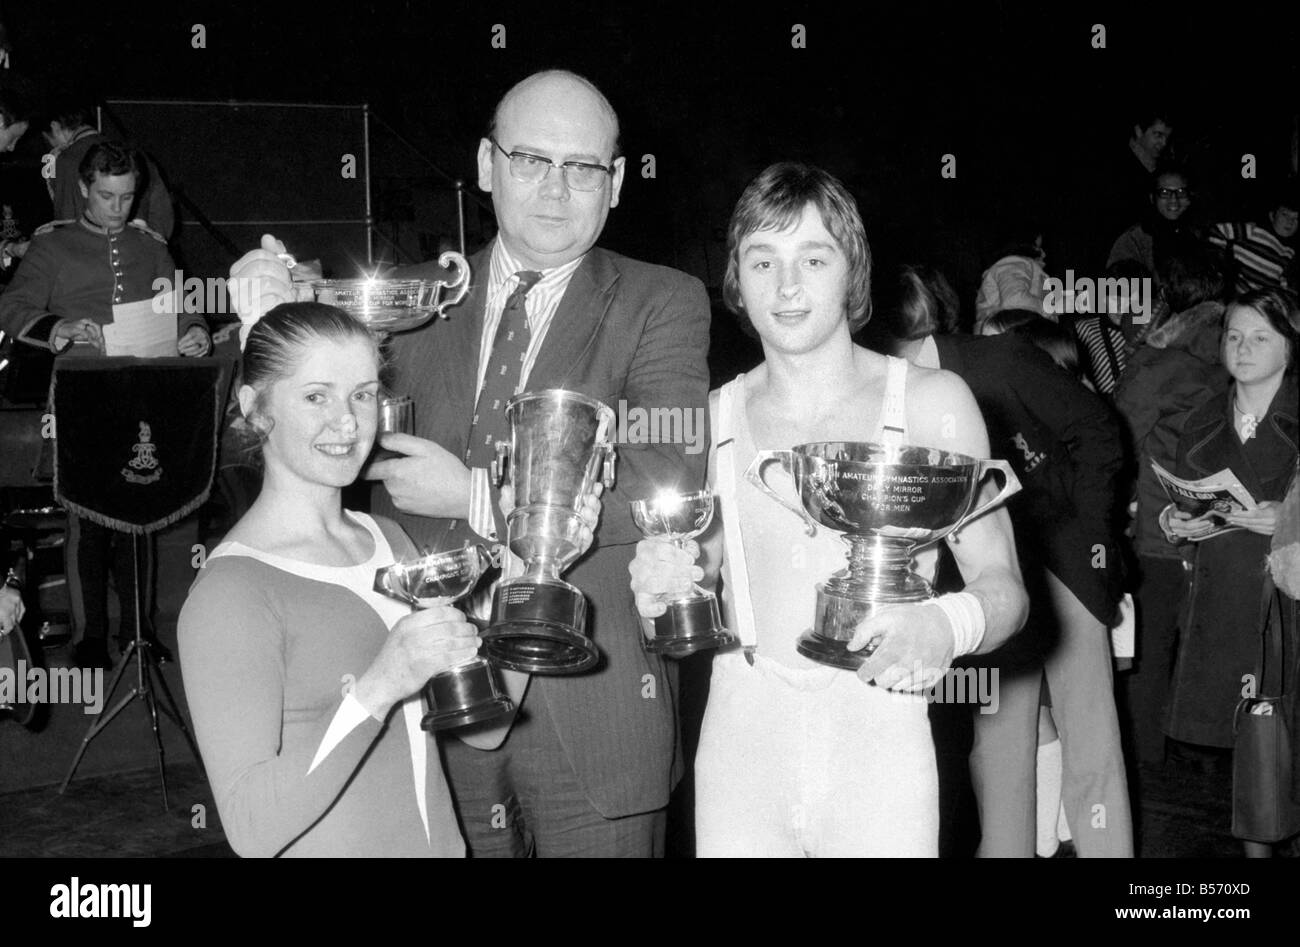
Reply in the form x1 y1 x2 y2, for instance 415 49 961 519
256 337 380 490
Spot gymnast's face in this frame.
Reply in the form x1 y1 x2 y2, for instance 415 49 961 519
245 337 380 491
736 203 852 356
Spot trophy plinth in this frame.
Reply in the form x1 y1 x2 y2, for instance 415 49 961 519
631 490 736 657
487 567 596 674
748 441 1021 670
422 653 514 729
649 594 733 657
373 545 514 731
484 390 616 675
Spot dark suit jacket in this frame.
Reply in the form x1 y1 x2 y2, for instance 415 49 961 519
934 333 1126 626
373 242 711 818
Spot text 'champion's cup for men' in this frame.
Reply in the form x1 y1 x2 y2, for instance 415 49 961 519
746 442 1020 669
484 389 616 674
374 545 514 730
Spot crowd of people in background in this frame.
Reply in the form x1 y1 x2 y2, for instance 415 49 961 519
867 108 1297 856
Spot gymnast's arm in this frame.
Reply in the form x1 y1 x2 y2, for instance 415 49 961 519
178 561 384 857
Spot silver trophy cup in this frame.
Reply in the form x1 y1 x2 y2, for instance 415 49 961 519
630 490 736 656
485 389 616 674
747 441 1020 669
311 250 470 334
374 545 514 730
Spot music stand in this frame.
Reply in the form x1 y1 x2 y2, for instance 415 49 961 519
53 355 232 808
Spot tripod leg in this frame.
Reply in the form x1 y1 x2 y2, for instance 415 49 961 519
143 684 169 811
58 684 142 793
132 535 170 810
94 639 136 712
149 657 204 773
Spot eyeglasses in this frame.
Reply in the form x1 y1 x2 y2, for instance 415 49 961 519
1155 187 1190 200
489 137 614 192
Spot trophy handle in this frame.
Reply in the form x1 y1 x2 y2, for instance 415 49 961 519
373 565 410 604
949 459 1022 542
470 544 496 574
601 442 617 489
491 441 510 486
744 450 817 537
432 251 471 318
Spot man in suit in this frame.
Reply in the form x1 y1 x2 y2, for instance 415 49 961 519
228 70 710 857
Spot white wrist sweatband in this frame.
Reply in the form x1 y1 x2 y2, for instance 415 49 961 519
927 591 987 658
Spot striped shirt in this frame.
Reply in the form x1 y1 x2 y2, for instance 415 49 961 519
466 240 585 542
1071 316 1128 396
1207 221 1296 294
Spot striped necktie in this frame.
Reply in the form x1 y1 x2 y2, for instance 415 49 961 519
444 270 542 547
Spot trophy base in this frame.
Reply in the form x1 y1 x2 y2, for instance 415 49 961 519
797 582 933 669
645 595 736 657
421 696 515 732
486 581 598 674
796 629 876 670
420 660 515 732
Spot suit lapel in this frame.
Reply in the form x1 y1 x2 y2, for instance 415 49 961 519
526 248 620 389
439 247 492 435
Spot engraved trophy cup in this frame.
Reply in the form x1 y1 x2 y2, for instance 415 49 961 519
484 389 616 674
630 489 736 656
310 251 471 335
746 442 1020 669
374 545 514 730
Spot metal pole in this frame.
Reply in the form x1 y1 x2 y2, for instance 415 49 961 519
363 103 373 267
456 180 466 256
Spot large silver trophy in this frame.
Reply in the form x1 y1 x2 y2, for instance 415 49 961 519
484 390 616 674
310 251 470 334
630 489 736 656
747 442 1020 669
374 545 514 730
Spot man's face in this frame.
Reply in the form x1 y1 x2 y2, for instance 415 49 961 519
78 171 136 230
477 77 626 271
1269 205 1298 240
1134 120 1172 160
1152 172 1190 222
736 202 852 356
0 119 28 153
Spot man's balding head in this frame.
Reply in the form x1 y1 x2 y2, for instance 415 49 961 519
488 69 621 159
477 69 627 271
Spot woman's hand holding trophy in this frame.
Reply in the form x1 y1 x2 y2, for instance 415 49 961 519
351 606 482 722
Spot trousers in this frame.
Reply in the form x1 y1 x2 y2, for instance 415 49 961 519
695 651 938 857
970 570 1133 857
440 687 665 857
